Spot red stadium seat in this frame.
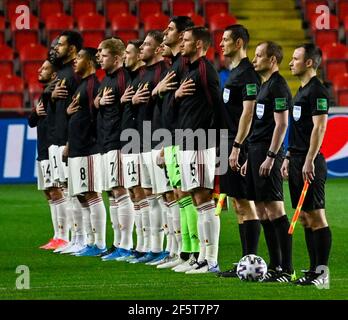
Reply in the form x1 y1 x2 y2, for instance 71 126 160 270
209 13 237 31
17 43 47 81
111 13 138 30
10 14 40 50
18 43 47 62
0 74 24 92
114 30 139 43
333 73 348 106
104 0 130 21
309 13 339 49
77 13 106 31
143 13 169 33
169 0 195 16
96 68 105 82
71 0 97 20
0 62 13 77
137 0 163 23
0 93 24 109
23 62 43 82
206 46 215 62
203 0 229 23
45 13 74 43
38 0 64 21
111 13 139 43
82 31 105 48
0 42 14 76
212 30 224 57
0 16 5 44
5 0 30 19
0 44 14 61
187 13 205 27
303 0 329 20
322 42 348 81
28 80 43 105
336 0 348 23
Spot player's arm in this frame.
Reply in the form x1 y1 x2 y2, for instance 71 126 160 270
259 110 288 177
229 99 255 170
302 114 328 182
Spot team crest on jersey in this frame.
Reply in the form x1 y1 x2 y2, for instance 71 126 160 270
223 88 230 103
293 105 301 121
256 103 265 119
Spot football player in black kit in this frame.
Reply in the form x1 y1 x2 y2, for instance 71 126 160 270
65 47 107 257
217 25 261 277
242 41 295 282
94 38 135 262
48 31 83 251
172 26 222 274
281 44 331 287
153 16 196 270
28 59 63 250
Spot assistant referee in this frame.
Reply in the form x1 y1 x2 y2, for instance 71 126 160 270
281 43 331 287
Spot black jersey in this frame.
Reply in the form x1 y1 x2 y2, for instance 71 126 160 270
68 73 100 158
129 60 169 152
288 76 330 154
248 71 292 145
121 67 146 134
176 56 221 150
97 67 130 153
161 53 189 136
51 60 81 146
28 89 50 161
221 57 260 139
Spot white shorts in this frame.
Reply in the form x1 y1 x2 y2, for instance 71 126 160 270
151 149 173 194
180 148 216 192
140 151 154 189
37 159 58 190
122 153 141 189
102 149 124 191
48 145 68 183
68 154 103 196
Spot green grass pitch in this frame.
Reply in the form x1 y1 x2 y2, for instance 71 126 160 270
0 179 347 300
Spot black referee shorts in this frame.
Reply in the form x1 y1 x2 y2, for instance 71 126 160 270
289 153 327 211
246 143 284 202
220 138 247 199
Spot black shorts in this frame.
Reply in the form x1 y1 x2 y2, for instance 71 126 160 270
246 143 284 202
219 138 247 199
288 153 327 211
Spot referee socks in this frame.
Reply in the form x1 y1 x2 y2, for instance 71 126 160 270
244 219 261 255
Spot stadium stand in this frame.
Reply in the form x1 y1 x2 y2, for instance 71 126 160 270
1 0 347 110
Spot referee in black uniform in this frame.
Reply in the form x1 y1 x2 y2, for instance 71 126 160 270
281 44 331 287
243 41 294 282
217 25 261 277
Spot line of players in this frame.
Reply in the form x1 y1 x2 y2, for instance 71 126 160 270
29 16 331 286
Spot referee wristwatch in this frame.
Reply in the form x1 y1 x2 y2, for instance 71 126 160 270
233 141 242 148
267 150 277 158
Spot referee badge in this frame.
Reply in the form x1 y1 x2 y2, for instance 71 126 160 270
256 103 265 119
293 105 301 121
223 88 230 103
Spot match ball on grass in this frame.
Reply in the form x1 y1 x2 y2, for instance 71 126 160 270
236 254 267 282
